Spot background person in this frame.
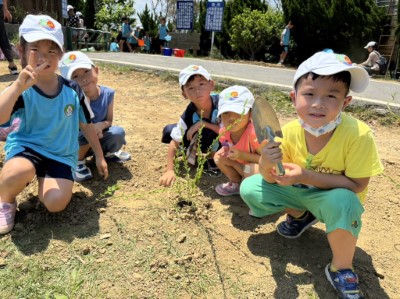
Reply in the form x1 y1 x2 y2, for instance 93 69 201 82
278 20 294 65
0 0 18 74
156 17 168 54
358 41 380 76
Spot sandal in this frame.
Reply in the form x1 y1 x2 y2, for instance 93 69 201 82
8 66 18 75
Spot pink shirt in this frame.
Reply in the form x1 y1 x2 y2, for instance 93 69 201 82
219 121 261 164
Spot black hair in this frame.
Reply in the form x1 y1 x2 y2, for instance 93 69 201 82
295 71 351 95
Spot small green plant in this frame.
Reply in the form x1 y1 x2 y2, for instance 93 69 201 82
98 183 120 201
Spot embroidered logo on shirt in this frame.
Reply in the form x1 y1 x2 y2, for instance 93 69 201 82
351 220 359 228
64 104 75 117
38 19 56 31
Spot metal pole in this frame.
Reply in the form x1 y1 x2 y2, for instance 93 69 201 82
210 31 214 56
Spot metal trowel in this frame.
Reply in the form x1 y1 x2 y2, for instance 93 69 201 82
252 97 285 176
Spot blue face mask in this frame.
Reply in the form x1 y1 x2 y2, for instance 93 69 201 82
299 113 342 137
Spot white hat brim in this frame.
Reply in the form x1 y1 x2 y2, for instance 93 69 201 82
66 63 92 80
23 32 63 52
217 105 250 117
312 65 369 93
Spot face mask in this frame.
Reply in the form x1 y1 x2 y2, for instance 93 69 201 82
299 113 342 137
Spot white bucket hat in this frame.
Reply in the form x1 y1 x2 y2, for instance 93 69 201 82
293 51 369 93
19 14 64 51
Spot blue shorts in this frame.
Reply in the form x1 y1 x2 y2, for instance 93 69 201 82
240 174 364 237
282 45 289 53
14 147 73 181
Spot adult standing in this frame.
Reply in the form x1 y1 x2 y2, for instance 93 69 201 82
278 20 294 65
0 0 17 74
66 5 80 48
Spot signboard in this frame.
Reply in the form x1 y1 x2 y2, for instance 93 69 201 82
205 1 224 32
176 0 194 30
62 0 68 18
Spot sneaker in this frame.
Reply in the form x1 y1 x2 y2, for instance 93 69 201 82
8 66 18 75
0 201 17 234
325 263 365 299
73 162 93 182
204 159 222 177
105 150 131 163
276 210 318 239
215 182 240 196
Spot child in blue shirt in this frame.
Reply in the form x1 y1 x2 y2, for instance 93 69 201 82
119 17 133 53
0 14 108 235
59 51 131 182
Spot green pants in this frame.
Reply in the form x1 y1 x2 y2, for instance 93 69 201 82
240 174 364 237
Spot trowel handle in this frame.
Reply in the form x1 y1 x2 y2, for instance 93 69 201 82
265 126 285 176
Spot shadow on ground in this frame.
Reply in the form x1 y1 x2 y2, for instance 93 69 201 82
9 163 133 256
248 228 389 299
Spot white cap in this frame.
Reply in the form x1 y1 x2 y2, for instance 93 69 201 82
217 85 255 117
179 65 211 87
364 41 376 49
293 51 369 93
19 14 64 51
59 51 94 79
67 5 74 11
76 11 82 17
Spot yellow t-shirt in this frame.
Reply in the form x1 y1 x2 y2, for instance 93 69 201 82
281 113 384 202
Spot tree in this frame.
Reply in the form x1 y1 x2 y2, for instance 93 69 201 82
215 0 269 58
230 9 282 60
95 0 136 31
281 0 386 64
83 0 96 29
138 4 158 37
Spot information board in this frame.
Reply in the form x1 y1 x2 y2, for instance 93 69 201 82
205 1 224 32
176 0 194 30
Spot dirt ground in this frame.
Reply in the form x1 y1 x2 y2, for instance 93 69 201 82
0 61 400 299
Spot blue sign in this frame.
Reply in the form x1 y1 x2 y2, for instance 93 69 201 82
205 1 224 32
176 0 194 30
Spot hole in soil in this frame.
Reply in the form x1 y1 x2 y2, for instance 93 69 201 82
177 200 193 208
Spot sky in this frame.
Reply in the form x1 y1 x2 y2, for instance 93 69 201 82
134 0 154 16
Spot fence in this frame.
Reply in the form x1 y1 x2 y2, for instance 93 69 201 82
65 27 111 51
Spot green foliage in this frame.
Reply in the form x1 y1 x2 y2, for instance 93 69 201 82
83 0 96 29
229 9 283 60
281 0 386 64
138 4 158 37
215 0 269 58
95 0 136 31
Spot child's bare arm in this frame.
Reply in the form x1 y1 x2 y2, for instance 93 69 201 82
0 51 47 124
80 122 109 179
270 163 370 193
159 140 180 187
228 148 260 164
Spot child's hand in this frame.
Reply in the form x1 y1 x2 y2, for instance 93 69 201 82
159 170 175 187
15 51 48 91
187 121 204 141
270 163 302 186
259 140 282 173
95 156 109 179
227 147 241 161
93 122 104 138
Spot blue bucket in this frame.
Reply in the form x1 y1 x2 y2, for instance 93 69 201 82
163 48 172 56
